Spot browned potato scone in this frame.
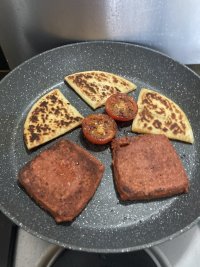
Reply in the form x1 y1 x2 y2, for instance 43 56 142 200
132 88 194 143
65 71 137 109
112 134 189 201
24 89 83 150
18 139 105 222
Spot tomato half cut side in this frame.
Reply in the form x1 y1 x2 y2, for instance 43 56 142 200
82 114 117 145
105 93 138 121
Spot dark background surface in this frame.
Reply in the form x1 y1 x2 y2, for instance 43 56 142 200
0 46 14 267
0 46 9 79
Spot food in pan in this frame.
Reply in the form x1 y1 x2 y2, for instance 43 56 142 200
105 92 138 121
111 134 189 201
82 114 117 144
132 88 194 143
20 69 193 223
24 89 83 149
18 139 105 223
65 71 137 109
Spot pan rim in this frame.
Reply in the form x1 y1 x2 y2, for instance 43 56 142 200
1 40 200 86
0 40 200 253
1 202 199 253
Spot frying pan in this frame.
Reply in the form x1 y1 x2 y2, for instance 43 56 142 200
0 41 200 253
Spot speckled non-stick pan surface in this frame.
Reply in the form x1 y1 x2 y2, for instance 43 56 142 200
0 41 200 253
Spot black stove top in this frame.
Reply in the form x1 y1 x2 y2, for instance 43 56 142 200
0 212 17 267
51 250 158 267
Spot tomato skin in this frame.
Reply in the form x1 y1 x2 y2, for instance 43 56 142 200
82 114 117 144
105 93 138 121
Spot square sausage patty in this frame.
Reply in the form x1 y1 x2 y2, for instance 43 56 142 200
19 139 105 222
112 134 189 201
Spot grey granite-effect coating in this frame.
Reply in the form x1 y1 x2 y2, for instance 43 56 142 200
0 41 200 252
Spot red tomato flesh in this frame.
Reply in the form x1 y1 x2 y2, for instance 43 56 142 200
82 114 117 144
105 93 138 121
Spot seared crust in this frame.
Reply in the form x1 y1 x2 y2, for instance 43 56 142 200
112 134 189 201
18 139 105 222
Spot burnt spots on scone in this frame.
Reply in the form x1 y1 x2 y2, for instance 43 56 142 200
65 71 136 109
132 88 194 143
24 89 83 149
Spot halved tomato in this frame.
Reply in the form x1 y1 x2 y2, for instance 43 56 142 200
105 93 138 121
82 114 117 144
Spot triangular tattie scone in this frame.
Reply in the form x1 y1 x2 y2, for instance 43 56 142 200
24 89 83 149
65 71 137 109
132 88 194 143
